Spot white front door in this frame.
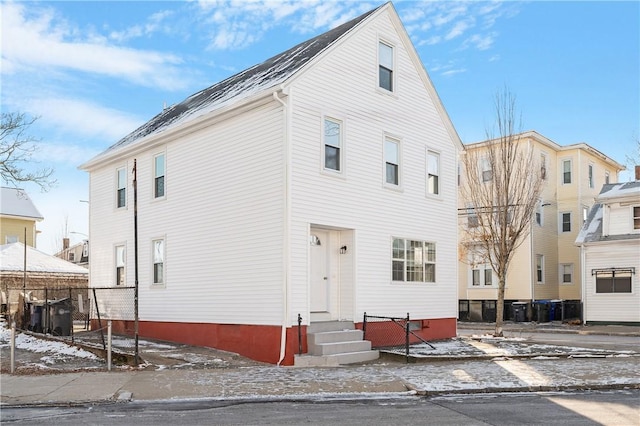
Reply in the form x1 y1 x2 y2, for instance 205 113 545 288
310 230 329 312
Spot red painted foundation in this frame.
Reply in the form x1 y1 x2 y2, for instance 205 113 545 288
93 317 455 365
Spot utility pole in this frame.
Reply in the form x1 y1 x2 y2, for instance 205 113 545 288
133 159 139 365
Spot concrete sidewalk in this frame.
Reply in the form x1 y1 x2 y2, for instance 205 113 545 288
2 322 639 407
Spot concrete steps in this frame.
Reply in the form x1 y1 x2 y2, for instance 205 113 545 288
294 321 379 367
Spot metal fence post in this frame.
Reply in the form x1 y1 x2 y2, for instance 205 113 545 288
362 312 367 340
297 314 302 355
10 321 16 374
405 312 410 362
107 320 112 371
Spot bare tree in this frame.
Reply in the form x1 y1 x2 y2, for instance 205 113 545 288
1 112 55 191
460 88 544 336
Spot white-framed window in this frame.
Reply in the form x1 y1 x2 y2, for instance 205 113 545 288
392 238 436 283
152 238 164 285
582 206 589 224
323 117 342 173
588 163 594 188
117 167 127 208
605 171 610 184
378 40 394 92
427 150 440 195
115 245 126 286
562 159 572 184
481 157 492 182
467 205 479 228
536 254 544 283
540 153 547 180
471 265 494 286
384 137 400 187
154 153 165 198
633 206 640 231
560 263 573 284
561 212 571 233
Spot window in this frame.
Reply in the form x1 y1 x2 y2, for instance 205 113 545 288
605 171 610 184
68 252 75 262
323 118 342 172
115 245 125 286
561 212 571 232
5 235 18 244
481 157 492 182
633 206 640 230
154 154 165 198
588 164 594 188
117 168 126 208
378 41 393 92
535 203 543 226
594 269 633 293
582 206 589 224
152 239 164 285
467 205 479 227
562 159 572 184
560 264 573 284
471 265 493 286
384 138 400 186
540 153 547 180
392 238 436 283
484 268 493 286
536 254 544 283
427 151 439 195
472 269 481 286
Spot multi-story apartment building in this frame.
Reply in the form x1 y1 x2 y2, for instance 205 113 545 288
458 131 624 321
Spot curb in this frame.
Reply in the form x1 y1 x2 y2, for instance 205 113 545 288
404 382 640 397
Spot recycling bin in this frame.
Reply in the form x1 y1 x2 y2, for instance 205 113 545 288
533 300 550 322
549 300 563 321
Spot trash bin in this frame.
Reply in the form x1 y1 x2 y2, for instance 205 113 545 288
533 300 550 322
549 300 563 321
49 298 72 336
29 302 44 333
512 302 527 322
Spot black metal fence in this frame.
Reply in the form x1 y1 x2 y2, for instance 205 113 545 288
362 312 434 362
458 299 583 323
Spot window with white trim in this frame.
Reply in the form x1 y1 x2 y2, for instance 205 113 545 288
536 254 544 283
152 239 164 285
471 265 493 286
561 212 571 233
605 171 610 184
560 263 573 284
323 117 342 172
633 206 640 231
115 245 125 286
588 164 594 188
481 157 492 182
427 150 440 195
154 153 165 198
582 206 589 224
392 238 436 283
467 205 479 228
384 137 400 186
540 153 547 180
535 202 543 226
378 41 393 92
117 168 126 208
562 159 572 184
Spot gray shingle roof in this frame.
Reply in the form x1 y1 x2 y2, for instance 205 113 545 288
0 187 43 220
97 4 382 158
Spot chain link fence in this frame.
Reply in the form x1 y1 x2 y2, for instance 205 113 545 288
362 312 435 362
2 285 136 363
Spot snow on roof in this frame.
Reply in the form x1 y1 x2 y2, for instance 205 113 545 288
0 243 88 275
575 204 603 244
0 187 44 220
597 181 640 202
87 5 381 164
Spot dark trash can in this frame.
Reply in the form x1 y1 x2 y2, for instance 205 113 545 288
549 300 563 321
533 300 550 322
512 302 527 322
49 298 72 336
29 302 44 333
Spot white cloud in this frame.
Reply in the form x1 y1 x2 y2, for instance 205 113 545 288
445 19 473 41
465 33 497 51
1 3 187 91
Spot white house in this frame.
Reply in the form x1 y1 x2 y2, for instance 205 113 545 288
575 177 640 325
80 2 463 365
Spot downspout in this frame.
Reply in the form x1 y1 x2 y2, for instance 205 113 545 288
273 88 291 366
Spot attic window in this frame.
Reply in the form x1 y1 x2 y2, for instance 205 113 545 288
378 41 393 92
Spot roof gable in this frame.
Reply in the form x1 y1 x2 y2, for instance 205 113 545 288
0 187 43 220
88 5 382 163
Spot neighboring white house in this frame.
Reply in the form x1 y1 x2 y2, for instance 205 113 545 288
575 177 640 325
80 3 463 365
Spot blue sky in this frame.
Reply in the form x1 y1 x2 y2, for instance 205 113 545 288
2 0 639 254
